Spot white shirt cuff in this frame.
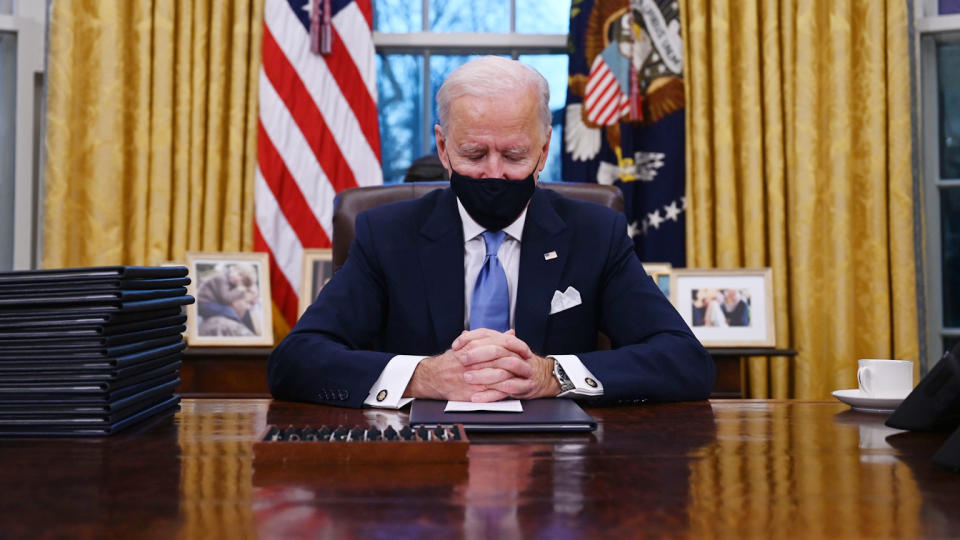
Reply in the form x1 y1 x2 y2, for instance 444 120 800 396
550 354 603 397
364 355 426 409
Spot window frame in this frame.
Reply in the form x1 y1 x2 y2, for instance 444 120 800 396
373 0 567 167
916 0 960 367
0 2 45 270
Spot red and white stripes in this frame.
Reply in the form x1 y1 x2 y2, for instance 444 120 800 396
584 56 630 126
255 0 381 328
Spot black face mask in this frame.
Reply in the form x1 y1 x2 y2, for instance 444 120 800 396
448 155 540 231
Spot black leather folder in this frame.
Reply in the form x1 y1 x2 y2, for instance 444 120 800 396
0 266 187 284
0 338 185 369
0 307 183 328
0 374 179 404
0 360 181 395
0 335 183 364
0 295 194 316
0 351 182 383
0 287 188 306
0 393 177 425
0 379 179 416
886 345 960 432
409 399 597 432
0 395 180 436
0 324 186 349
0 276 190 293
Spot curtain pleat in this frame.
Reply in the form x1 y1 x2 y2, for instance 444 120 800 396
680 0 918 398
44 0 263 268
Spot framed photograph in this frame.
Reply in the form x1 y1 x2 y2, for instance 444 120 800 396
670 268 775 347
185 252 273 346
298 249 334 318
642 262 672 298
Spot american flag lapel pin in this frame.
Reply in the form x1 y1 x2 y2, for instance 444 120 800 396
544 251 558 260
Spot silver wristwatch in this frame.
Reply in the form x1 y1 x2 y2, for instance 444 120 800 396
552 357 575 393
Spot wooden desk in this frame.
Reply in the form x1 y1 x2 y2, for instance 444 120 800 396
0 399 957 538
180 347 755 398
707 347 798 398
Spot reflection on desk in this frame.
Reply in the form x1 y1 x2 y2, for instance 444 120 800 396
0 399 958 538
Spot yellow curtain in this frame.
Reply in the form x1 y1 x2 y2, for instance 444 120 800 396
43 0 263 268
680 0 918 398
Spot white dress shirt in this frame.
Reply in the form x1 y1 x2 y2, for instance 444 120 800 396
364 199 604 408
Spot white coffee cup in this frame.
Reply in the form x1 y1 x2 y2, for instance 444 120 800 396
856 359 913 398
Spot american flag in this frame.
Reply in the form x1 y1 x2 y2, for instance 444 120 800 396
584 53 630 126
562 0 687 266
255 0 382 330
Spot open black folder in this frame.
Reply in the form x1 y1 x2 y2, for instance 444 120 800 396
409 399 597 432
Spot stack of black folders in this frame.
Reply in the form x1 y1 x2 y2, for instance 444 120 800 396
0 266 194 436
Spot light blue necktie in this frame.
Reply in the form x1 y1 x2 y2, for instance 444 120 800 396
470 231 509 332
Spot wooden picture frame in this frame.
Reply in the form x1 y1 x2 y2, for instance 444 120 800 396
669 268 775 347
642 262 672 298
185 252 273 347
298 248 334 318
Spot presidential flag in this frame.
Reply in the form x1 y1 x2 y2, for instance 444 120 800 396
562 0 686 266
255 0 382 330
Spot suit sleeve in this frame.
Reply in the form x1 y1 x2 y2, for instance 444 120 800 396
267 212 395 408
577 212 716 403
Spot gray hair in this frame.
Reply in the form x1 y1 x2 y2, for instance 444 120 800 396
436 56 551 138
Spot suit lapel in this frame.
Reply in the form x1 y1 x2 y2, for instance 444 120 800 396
515 189 569 355
418 189 465 351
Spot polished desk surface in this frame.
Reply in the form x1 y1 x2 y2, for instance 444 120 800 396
0 399 958 539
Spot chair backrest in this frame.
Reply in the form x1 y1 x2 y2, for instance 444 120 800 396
331 182 624 272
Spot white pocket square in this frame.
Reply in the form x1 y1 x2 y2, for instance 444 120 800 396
549 286 582 315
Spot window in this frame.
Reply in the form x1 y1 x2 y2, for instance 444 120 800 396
0 31 15 270
0 3 44 271
917 1 960 361
374 0 569 184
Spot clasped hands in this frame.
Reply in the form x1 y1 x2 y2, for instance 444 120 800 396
405 329 561 402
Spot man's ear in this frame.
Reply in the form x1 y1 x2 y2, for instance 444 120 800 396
538 125 552 173
435 125 456 179
435 125 448 168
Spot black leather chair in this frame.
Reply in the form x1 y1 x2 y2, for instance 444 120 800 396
331 182 624 272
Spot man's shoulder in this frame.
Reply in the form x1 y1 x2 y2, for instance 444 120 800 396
537 185 623 224
357 186 452 225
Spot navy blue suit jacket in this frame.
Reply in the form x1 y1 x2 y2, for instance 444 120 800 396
268 187 715 407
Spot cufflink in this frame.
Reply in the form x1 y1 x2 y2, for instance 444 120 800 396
376 389 388 402
585 377 598 388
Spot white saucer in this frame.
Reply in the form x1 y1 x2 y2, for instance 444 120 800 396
832 389 907 414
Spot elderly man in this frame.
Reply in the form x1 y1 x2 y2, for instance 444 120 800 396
268 56 714 408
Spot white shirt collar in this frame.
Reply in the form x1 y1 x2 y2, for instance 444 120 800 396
456 198 527 243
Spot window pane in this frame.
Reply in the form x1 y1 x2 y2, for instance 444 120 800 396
377 54 424 184
0 0 11 15
429 0 509 32
0 32 15 271
516 0 570 34
373 0 423 33
941 0 960 15
518 54 569 182
939 42 960 179
942 187 960 327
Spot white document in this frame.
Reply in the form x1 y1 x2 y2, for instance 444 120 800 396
444 400 524 413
